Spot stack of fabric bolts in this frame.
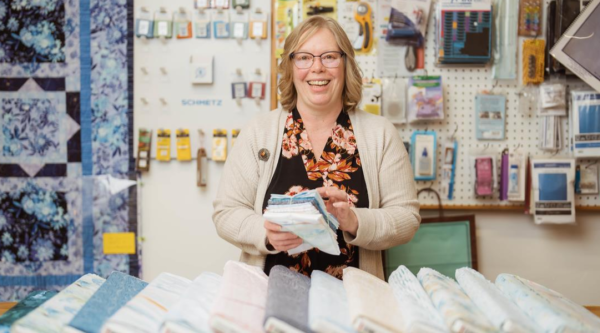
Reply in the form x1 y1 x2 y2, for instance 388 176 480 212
263 189 341 255
1 260 600 333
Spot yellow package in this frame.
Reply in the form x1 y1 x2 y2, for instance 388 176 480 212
176 129 192 161
231 129 241 147
522 39 545 85
212 129 228 162
156 129 171 162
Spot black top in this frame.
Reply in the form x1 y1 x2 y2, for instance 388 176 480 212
262 108 369 279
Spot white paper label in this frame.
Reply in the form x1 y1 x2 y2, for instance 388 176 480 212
139 151 148 158
138 20 149 35
179 23 189 36
158 21 169 36
196 23 208 37
252 21 263 37
234 83 246 97
251 83 263 97
233 23 244 38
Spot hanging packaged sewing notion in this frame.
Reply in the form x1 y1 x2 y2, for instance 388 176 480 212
136 7 154 38
440 138 458 200
212 129 228 162
473 155 496 197
522 39 545 85
531 159 576 224
194 9 211 38
570 90 600 158
154 8 173 39
197 130 208 187
381 78 407 124
174 8 192 39
359 80 382 116
249 8 268 40
492 0 518 80
156 129 172 162
137 128 153 172
231 68 247 105
475 94 506 140
352 2 374 53
231 7 249 41
248 69 266 102
410 131 437 181
231 129 241 147
518 0 542 36
176 129 192 161
507 150 526 202
212 10 230 38
190 55 214 85
407 76 444 123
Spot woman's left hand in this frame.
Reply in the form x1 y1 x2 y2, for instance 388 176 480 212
316 186 358 236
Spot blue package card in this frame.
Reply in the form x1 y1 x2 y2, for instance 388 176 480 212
572 91 600 156
539 173 567 201
578 104 600 134
475 94 506 140
135 19 154 38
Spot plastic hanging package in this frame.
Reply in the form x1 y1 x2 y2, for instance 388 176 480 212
382 78 406 124
407 76 444 123
492 0 519 79
531 159 576 224
570 90 600 158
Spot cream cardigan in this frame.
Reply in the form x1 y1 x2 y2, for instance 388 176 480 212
212 108 421 279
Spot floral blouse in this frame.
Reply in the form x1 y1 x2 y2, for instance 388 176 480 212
262 108 369 279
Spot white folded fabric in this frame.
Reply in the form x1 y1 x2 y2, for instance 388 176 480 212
160 272 223 333
209 261 269 333
417 268 496 333
12 274 105 333
456 268 541 333
388 266 447 333
343 267 404 333
308 270 356 333
496 273 600 332
101 272 191 333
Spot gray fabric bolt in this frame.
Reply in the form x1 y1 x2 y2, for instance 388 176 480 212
264 265 313 333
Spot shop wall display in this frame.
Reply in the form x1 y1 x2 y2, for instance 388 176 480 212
0 0 139 301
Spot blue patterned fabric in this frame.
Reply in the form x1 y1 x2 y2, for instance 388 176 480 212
0 0 137 301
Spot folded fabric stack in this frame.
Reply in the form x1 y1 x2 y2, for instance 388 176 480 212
263 189 341 255
388 266 447 333
12 274 105 333
1 263 598 333
456 268 541 333
308 270 356 333
496 273 600 332
101 273 191 333
264 266 312 333
209 261 269 333
343 267 404 333
161 272 222 333
418 268 496 333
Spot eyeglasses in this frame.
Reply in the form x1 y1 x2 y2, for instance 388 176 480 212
289 51 345 69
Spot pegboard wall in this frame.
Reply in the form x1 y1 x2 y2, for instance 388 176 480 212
274 0 598 208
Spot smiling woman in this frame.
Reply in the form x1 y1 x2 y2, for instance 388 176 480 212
213 16 420 280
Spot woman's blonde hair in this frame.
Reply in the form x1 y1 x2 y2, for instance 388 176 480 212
278 16 363 112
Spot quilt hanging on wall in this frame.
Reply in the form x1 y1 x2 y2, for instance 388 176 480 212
0 0 139 300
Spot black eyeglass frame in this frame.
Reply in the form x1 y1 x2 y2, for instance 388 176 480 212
288 51 346 69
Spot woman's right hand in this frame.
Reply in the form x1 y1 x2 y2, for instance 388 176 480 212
264 220 303 252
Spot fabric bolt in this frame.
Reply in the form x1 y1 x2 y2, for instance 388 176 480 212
308 270 356 333
387 266 446 333
213 108 421 280
12 274 105 333
417 268 496 333
210 261 269 333
101 273 191 333
342 267 404 333
0 290 58 333
456 268 540 333
160 272 223 333
264 266 312 333
496 273 600 332
68 271 148 333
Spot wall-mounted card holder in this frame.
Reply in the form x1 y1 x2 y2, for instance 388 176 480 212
136 7 154 38
137 128 152 171
212 11 230 38
190 55 214 84
154 8 173 38
174 8 192 39
212 129 228 162
410 131 437 181
194 9 211 38
156 129 171 162
176 129 192 161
